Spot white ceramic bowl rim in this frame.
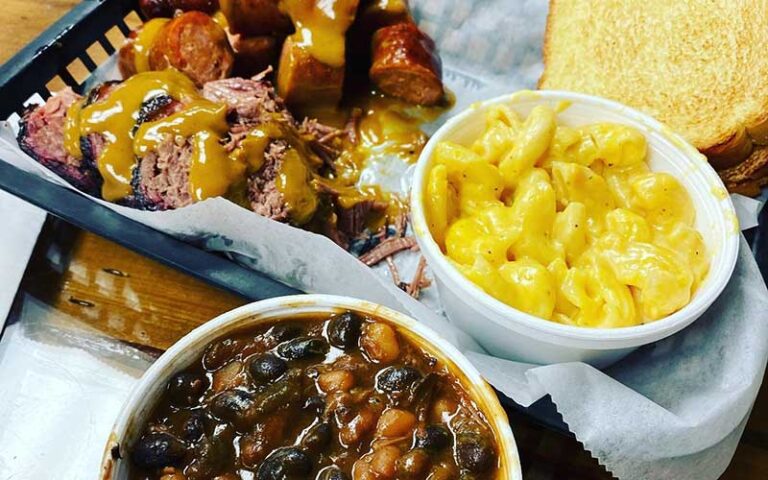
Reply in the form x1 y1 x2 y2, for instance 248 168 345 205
105 294 522 480
411 90 740 344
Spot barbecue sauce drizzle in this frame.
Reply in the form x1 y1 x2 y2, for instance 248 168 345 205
133 18 170 74
278 0 360 68
62 69 320 216
133 101 246 202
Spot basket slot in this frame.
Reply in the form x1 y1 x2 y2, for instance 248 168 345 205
58 68 80 90
97 35 117 56
79 53 98 73
116 20 132 38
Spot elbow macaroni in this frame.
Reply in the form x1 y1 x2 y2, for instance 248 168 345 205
425 105 709 328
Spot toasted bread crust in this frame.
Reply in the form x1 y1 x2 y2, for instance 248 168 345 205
720 145 768 195
701 128 753 171
540 0 768 163
746 112 768 145
538 0 558 90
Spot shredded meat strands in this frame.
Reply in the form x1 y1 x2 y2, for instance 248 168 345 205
406 256 428 298
386 256 401 285
358 211 431 298
359 236 418 266
393 212 408 238
344 107 363 145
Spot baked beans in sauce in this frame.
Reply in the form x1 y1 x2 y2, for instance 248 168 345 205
128 311 500 479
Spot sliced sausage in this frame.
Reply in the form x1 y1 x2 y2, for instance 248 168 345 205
139 0 219 18
118 18 171 79
219 0 293 36
347 0 412 70
370 21 444 105
118 32 139 79
277 36 344 110
149 11 235 86
232 35 280 78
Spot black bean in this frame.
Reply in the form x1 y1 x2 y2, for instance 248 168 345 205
317 466 350 480
415 425 452 452
277 337 330 360
167 373 208 407
130 432 187 469
327 312 363 350
185 424 234 480
210 389 255 424
203 338 244 370
376 365 422 393
303 395 326 416
181 412 206 443
455 433 496 473
265 323 303 345
249 354 288 383
300 422 332 454
256 447 312 480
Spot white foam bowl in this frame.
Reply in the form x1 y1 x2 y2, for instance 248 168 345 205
100 294 522 479
411 91 740 367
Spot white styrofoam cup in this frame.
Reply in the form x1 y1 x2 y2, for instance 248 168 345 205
411 91 740 367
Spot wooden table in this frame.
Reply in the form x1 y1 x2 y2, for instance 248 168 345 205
2 2 767 478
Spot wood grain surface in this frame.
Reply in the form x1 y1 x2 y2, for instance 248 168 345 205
2 1 767 478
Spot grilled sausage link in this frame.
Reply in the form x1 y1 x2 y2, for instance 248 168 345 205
118 31 139 79
277 36 345 110
370 22 444 105
347 0 412 70
149 11 235 86
232 35 281 78
139 0 219 18
219 0 293 36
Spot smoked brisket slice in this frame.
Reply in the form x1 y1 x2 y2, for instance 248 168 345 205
17 88 102 195
132 136 195 211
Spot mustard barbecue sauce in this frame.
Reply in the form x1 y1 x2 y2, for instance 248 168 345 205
63 100 84 158
278 0 359 68
234 121 323 225
133 102 246 202
63 70 202 201
311 87 452 226
62 69 324 223
133 18 170 74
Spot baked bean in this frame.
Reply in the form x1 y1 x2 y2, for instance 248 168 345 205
318 370 356 393
375 408 416 438
361 322 400 363
370 446 401 478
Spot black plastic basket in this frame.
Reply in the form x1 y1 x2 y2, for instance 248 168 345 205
0 0 298 301
0 0 765 440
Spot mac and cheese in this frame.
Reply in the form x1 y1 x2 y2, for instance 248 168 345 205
425 104 709 328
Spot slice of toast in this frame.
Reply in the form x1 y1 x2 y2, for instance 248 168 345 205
539 0 768 172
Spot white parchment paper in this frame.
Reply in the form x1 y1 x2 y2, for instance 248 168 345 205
0 1 766 479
